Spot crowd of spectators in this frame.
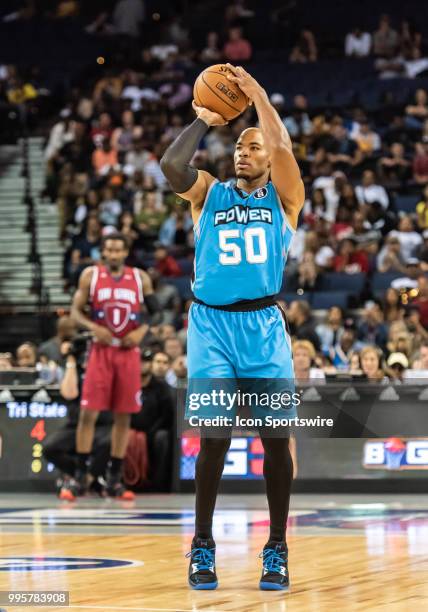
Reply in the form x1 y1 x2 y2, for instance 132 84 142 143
0 2 428 385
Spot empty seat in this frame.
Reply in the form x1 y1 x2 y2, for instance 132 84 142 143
311 291 350 309
321 272 366 293
163 276 193 301
371 272 402 291
394 195 419 213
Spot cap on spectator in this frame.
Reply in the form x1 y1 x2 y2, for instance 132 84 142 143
141 349 153 362
387 352 409 369
406 257 420 266
270 93 284 105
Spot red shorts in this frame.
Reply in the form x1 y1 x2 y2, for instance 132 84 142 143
81 343 142 414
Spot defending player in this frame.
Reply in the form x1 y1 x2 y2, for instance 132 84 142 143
61 233 160 500
161 65 304 590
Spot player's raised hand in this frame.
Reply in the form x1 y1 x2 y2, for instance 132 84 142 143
192 100 228 126
91 324 113 345
225 64 261 104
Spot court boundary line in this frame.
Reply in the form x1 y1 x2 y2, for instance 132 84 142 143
62 606 228 612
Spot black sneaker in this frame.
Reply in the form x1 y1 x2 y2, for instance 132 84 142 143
104 469 135 500
58 470 87 501
259 541 290 591
185 537 218 590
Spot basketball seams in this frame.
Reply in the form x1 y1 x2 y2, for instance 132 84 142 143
200 72 242 114
204 70 249 108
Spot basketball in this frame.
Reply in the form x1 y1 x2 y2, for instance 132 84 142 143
193 64 249 121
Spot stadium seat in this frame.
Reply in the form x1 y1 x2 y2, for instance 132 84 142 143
311 291 350 309
394 195 419 213
279 292 312 306
372 272 402 292
320 272 366 293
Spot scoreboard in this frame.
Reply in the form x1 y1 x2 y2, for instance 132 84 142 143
0 387 68 484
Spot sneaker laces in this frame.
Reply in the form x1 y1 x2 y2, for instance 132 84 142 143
185 547 215 571
259 547 286 574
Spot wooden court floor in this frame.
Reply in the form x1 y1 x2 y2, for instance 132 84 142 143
0 494 427 612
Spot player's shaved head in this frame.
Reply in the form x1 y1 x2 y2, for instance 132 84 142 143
237 127 263 144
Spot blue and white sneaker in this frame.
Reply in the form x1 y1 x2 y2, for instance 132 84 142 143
259 542 290 591
186 537 218 589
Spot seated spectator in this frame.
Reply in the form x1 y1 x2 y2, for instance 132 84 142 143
356 170 389 210
134 191 166 234
399 20 422 61
159 205 193 247
357 301 388 350
74 189 100 227
69 214 102 283
418 230 428 269
293 340 325 381
404 306 428 342
373 14 399 58
386 352 408 381
287 300 321 352
352 120 381 157
200 32 222 63
391 259 423 290
312 170 347 222
90 112 113 148
377 234 407 273
303 188 328 224
416 185 428 230
325 124 360 172
411 340 428 370
0 353 13 370
154 245 182 277
16 342 37 368
333 237 369 273
389 217 423 261
289 251 322 292
327 328 362 370
38 316 76 364
405 88 428 130
336 183 359 223
111 110 142 156
289 29 318 63
223 27 252 62
316 306 345 353
282 95 313 139
98 187 122 227
378 142 411 187
359 345 388 382
413 274 428 328
92 138 118 176
118 211 140 260
382 287 405 323
345 27 371 57
413 142 428 185
44 109 75 163
151 352 171 381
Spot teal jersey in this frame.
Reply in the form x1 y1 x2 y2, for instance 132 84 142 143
191 180 295 305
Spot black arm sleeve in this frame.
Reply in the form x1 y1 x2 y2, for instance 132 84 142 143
160 118 209 193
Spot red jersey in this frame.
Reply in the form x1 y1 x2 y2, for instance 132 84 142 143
89 264 144 339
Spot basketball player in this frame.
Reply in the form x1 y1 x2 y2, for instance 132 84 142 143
62 233 160 500
161 65 304 590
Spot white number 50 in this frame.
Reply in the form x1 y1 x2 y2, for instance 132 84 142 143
219 228 267 265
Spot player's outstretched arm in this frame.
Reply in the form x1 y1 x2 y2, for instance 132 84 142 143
160 103 224 209
226 64 305 229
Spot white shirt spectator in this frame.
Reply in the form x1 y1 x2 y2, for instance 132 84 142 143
315 245 335 268
355 184 389 209
345 31 371 57
312 176 340 221
44 116 74 161
389 230 423 261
